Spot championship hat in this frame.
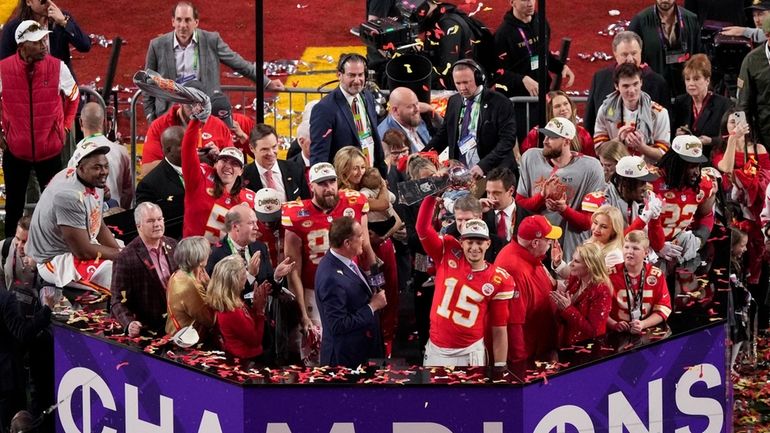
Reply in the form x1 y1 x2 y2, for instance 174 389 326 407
253 188 282 223
309 162 337 184
539 116 576 140
217 147 245 166
615 155 659 181
671 135 708 163
460 219 490 240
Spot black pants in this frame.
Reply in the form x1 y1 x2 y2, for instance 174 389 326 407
2 150 61 238
0 389 25 433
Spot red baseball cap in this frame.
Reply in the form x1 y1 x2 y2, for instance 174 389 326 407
517 215 562 241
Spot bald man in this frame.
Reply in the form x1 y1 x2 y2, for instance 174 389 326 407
68 102 133 208
377 87 439 153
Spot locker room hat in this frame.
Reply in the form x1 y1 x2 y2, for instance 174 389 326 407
210 91 234 128
254 188 282 223
216 147 244 166
518 215 562 241
71 140 111 167
748 0 770 11
460 219 490 240
671 135 708 163
539 117 576 140
309 162 337 184
615 156 659 182
15 20 51 44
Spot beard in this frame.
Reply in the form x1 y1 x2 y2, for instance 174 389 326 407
317 192 340 210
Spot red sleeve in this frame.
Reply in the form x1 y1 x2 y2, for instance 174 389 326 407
515 192 546 213
578 127 595 157
489 299 510 327
415 195 444 262
562 206 592 232
181 120 204 194
142 118 165 163
201 117 235 151
758 152 770 170
520 127 538 154
62 88 79 129
646 217 665 251
507 324 527 364
652 275 672 321
559 282 611 340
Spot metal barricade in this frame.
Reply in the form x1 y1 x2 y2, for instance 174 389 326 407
509 95 589 130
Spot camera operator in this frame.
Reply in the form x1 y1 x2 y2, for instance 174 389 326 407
721 1 770 44
737 15 770 147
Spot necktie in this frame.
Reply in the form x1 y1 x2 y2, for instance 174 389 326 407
497 210 508 241
264 169 277 189
238 247 247 261
350 263 369 287
459 97 474 140
351 96 364 135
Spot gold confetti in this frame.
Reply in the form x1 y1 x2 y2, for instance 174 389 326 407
404 64 413 74
120 291 128 303
494 83 509 92
446 25 460 35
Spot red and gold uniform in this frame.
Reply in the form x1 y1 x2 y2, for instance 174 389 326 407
281 190 369 289
653 176 714 241
608 263 672 323
416 196 513 350
181 120 255 243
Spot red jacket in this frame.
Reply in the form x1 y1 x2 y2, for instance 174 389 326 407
0 54 77 161
557 276 611 347
216 305 265 360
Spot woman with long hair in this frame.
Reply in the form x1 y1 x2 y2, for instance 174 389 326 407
207 255 270 362
181 119 255 243
519 90 595 157
552 205 626 277
550 243 613 347
166 236 215 337
596 140 630 184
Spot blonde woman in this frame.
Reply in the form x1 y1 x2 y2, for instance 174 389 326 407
166 236 215 337
207 255 270 361
550 243 613 347
552 205 625 277
596 139 630 183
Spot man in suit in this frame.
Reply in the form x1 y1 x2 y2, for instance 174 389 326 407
444 194 505 263
315 217 386 367
110 203 178 337
427 59 517 179
143 1 283 121
584 31 671 135
481 167 518 245
377 87 434 153
309 53 387 177
206 204 293 292
136 126 186 239
243 124 309 202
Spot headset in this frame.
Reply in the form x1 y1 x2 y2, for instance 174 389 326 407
450 58 486 86
337 53 369 80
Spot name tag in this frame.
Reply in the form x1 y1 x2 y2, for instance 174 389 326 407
458 135 477 155
439 147 449 163
665 51 689 65
630 307 641 321
360 133 375 166
530 55 539 71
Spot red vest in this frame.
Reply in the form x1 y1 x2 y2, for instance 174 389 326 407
0 54 65 161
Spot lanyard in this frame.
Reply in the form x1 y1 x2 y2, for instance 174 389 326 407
227 237 251 263
655 5 686 50
623 265 646 316
458 94 481 135
517 28 534 57
691 92 711 130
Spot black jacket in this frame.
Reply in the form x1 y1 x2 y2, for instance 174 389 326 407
0 291 50 392
670 92 733 154
242 159 309 201
206 236 274 293
420 3 475 89
584 64 671 135
135 160 185 239
427 88 517 175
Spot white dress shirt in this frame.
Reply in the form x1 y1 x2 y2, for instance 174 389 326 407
497 201 516 242
256 162 287 203
174 31 199 82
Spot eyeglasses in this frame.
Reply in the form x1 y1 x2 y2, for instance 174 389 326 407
390 148 409 157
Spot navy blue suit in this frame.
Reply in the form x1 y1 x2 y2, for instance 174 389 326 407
315 252 382 367
309 87 387 177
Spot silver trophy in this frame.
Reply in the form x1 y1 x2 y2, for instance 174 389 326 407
397 165 471 206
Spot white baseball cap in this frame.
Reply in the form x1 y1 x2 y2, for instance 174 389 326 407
253 188 282 223
671 135 708 163
539 116 576 140
309 162 337 184
15 20 51 44
461 219 490 240
216 147 244 166
71 140 110 167
615 155 659 182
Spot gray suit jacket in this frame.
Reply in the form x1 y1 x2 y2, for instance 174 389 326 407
143 29 264 119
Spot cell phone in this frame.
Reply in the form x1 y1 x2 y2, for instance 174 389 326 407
733 111 746 126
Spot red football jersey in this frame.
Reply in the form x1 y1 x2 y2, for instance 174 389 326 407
257 221 284 268
428 238 514 349
653 176 714 240
608 263 672 322
281 190 369 289
181 120 255 243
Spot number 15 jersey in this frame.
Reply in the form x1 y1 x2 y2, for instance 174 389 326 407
281 190 369 289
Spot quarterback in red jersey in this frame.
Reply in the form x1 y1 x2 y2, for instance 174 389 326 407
653 135 715 263
181 120 255 244
417 195 513 367
283 162 377 333
608 231 672 333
